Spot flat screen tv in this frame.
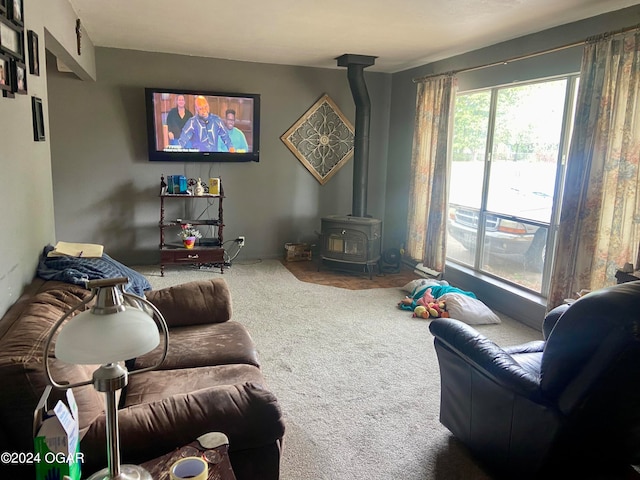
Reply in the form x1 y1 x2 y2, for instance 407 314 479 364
145 88 260 162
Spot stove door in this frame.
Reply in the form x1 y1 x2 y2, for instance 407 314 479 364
322 228 368 262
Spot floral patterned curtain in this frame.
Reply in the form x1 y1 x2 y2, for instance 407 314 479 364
548 29 640 309
405 75 457 274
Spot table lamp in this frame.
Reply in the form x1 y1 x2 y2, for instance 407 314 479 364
43 277 169 480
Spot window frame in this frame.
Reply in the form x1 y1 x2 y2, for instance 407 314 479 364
447 74 580 298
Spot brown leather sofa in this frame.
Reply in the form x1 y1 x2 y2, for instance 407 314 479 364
0 277 285 479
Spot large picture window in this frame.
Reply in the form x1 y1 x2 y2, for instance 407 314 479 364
447 76 579 296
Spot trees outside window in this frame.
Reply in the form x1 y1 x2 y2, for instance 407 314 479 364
447 76 579 295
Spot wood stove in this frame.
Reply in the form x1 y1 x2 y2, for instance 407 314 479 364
319 54 381 278
320 215 382 278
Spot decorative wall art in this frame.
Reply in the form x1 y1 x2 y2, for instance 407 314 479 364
75 18 81 55
32 95 44 141
0 52 11 94
27 29 37 75
0 19 22 59
281 93 354 185
9 0 22 25
12 58 24 93
0 0 23 98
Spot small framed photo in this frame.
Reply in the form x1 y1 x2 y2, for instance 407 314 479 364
0 52 11 93
0 17 22 59
8 0 21 25
208 178 220 195
27 30 38 75
32 96 45 141
12 59 25 93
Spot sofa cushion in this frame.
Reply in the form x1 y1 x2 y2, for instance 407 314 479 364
123 364 266 406
134 321 260 370
145 279 232 328
81 380 284 472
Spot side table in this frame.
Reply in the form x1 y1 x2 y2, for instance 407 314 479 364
140 434 236 480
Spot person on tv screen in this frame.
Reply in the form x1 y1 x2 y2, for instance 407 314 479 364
166 94 193 144
178 96 234 152
217 108 249 153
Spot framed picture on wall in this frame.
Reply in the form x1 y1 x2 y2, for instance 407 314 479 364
12 59 25 93
0 0 7 19
32 96 45 141
0 17 23 60
27 29 38 75
0 53 12 93
8 0 21 26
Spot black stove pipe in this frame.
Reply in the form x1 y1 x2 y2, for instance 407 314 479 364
336 54 377 218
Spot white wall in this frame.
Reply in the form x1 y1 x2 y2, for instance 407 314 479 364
0 0 95 316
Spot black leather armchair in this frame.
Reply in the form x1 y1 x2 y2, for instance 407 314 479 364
429 281 640 478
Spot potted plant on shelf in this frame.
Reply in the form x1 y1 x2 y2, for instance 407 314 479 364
177 223 202 249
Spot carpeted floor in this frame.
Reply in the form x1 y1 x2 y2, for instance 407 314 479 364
136 261 640 479
136 260 545 479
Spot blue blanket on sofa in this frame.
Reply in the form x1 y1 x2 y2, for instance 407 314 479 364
37 245 151 296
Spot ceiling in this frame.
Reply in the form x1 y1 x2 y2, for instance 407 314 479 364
67 0 640 73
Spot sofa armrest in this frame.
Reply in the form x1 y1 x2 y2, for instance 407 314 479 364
504 340 546 355
81 382 284 471
144 279 232 327
543 304 570 339
429 318 541 397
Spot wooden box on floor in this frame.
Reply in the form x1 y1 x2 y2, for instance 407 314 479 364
284 243 312 262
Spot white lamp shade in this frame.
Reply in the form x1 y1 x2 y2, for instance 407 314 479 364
55 306 160 364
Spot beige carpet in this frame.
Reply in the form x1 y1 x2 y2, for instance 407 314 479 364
134 260 542 479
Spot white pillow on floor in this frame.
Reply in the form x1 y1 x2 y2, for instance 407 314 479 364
438 293 501 325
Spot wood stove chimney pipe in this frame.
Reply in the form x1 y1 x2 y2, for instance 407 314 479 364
336 54 377 218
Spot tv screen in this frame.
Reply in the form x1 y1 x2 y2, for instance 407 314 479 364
145 88 260 162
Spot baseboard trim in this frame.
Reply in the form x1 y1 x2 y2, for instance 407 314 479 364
402 259 444 280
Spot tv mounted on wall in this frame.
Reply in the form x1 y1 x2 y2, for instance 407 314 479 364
145 88 260 162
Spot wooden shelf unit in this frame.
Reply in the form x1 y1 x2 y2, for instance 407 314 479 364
159 178 226 276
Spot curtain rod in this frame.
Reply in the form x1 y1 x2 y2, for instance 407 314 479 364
412 23 640 83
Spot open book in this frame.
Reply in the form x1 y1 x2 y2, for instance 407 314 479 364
47 241 104 258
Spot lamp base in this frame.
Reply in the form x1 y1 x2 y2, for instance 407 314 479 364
86 464 153 480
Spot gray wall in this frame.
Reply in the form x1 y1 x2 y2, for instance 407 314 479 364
0 0 96 317
47 48 391 265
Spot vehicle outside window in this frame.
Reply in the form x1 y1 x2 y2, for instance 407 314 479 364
447 77 578 295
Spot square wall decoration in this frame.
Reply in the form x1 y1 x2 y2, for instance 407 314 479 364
281 94 354 185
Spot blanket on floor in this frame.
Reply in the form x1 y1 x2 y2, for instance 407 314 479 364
37 245 151 296
399 284 476 311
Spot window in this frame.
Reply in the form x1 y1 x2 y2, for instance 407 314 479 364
447 76 579 296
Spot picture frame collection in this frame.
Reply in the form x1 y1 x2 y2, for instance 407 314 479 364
0 0 44 141
0 0 38 100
